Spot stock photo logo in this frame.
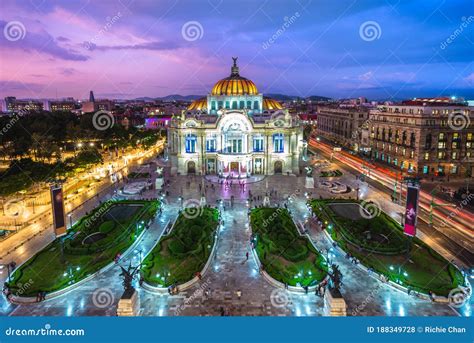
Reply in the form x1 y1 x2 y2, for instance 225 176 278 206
448 287 470 308
92 110 115 131
3 20 26 41
182 198 204 219
359 200 382 219
92 287 115 309
181 21 204 42
4 199 24 218
448 112 470 131
359 21 382 42
270 288 289 308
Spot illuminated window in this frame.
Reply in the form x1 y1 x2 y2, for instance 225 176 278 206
185 134 197 153
273 133 284 153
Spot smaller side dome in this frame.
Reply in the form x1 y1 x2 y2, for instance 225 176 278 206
263 97 283 110
187 97 207 111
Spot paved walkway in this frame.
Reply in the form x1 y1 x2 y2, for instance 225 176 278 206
0 170 471 316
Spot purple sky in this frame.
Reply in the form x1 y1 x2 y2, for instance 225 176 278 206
1 0 473 100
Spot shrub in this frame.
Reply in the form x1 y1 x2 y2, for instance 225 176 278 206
98 220 115 234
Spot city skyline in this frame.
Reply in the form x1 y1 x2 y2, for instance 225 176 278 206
1 0 473 100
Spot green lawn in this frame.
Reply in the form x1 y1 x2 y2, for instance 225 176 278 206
309 199 465 296
250 207 327 287
141 207 219 287
6 199 160 297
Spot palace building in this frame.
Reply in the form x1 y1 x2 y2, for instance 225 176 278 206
167 58 303 176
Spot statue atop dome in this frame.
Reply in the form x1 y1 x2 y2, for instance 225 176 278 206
231 57 239 76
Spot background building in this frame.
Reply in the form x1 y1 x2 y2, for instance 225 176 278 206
316 105 370 151
368 98 474 176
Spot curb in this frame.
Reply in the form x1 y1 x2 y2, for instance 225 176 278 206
8 214 156 304
141 212 221 294
249 209 329 294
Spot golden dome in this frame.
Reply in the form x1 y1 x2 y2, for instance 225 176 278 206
211 57 258 96
187 97 207 111
263 97 283 110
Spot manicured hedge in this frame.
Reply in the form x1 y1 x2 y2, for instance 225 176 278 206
250 207 327 287
6 199 160 297
309 199 465 296
141 207 219 287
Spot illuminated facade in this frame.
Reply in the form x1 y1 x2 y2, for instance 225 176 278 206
168 58 303 176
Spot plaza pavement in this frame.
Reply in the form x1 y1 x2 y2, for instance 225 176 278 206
0 162 471 316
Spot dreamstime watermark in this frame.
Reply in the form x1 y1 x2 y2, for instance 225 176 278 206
270 288 289 308
351 283 382 315
4 199 24 218
0 105 31 137
92 110 115 131
448 286 470 308
261 194 297 228
4 323 85 337
181 21 204 42
351 118 372 140
359 199 382 219
182 198 204 219
91 287 115 308
262 12 300 49
83 196 118 228
12 278 34 297
84 12 123 50
359 21 382 42
448 112 471 131
440 16 474 50
438 192 474 228
3 20 26 41
175 280 210 315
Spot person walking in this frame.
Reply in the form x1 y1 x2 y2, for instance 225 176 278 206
245 251 249 261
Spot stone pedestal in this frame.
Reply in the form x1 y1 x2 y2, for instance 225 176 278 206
323 288 347 316
305 176 315 189
155 177 163 190
263 196 270 207
117 288 140 316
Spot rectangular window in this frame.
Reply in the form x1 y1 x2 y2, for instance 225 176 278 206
185 134 197 153
273 133 284 153
206 138 216 152
253 137 264 152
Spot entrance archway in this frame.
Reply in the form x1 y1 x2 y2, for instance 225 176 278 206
187 161 196 174
274 160 282 174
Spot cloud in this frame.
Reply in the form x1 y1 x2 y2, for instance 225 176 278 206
59 67 77 76
56 36 70 42
0 20 89 61
358 71 373 81
464 73 474 83
83 40 182 52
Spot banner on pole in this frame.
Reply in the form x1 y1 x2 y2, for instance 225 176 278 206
404 182 420 237
50 185 67 237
